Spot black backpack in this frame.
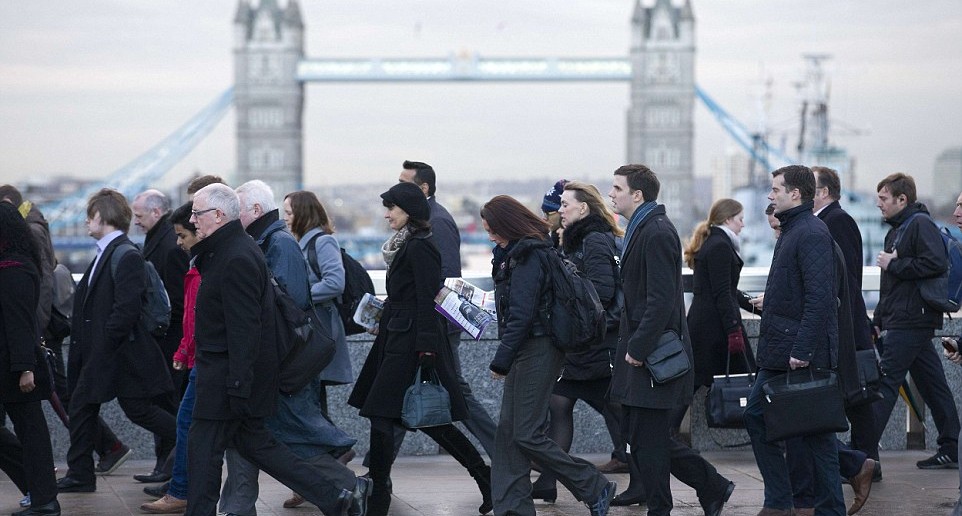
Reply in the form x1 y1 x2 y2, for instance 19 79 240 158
535 248 607 353
306 233 375 336
893 212 962 314
110 242 171 338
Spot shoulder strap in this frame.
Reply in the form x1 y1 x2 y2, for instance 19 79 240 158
109 242 138 280
306 232 323 280
893 212 935 249
258 225 287 254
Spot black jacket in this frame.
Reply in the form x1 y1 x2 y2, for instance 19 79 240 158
687 226 755 386
559 214 619 381
0 257 50 404
70 235 172 405
608 205 694 409
818 201 873 350
348 229 467 421
429 196 463 335
489 237 552 376
143 213 189 356
757 202 838 371
874 203 947 330
192 220 278 420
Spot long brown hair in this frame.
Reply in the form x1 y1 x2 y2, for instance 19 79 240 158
284 191 334 240
563 181 624 237
683 198 742 268
480 195 549 242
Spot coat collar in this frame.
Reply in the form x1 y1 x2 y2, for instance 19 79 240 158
143 213 172 258
622 204 667 260
191 219 246 271
775 201 815 232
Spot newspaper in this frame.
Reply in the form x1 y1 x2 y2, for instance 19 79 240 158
434 286 495 340
352 293 384 331
442 278 496 315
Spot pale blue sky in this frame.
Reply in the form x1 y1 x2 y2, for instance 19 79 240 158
1 1 960 198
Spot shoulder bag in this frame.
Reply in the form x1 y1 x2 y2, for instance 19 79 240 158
645 330 691 384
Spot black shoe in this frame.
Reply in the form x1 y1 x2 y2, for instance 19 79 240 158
349 476 372 516
873 460 882 482
134 470 172 483
143 481 169 498
360 471 392 494
56 476 95 493
702 481 735 516
530 486 557 503
917 451 958 469
611 489 646 506
12 499 61 516
95 444 132 475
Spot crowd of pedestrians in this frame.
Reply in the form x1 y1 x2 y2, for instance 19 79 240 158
1 161 962 516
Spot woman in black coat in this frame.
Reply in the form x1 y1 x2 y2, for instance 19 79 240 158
683 198 756 389
0 202 59 516
529 181 628 501
482 195 614 516
348 182 491 516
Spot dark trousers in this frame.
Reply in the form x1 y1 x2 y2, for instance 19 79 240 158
847 401 880 461
873 329 960 456
0 423 26 494
66 396 176 483
624 405 729 516
491 336 607 516
745 368 844 514
4 401 58 506
185 417 351 516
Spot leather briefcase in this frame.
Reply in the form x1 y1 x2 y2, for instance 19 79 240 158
705 352 754 429
762 368 848 442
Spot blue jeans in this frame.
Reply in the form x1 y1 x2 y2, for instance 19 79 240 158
168 368 196 501
745 368 845 514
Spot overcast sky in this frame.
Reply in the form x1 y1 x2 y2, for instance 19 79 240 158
1 1 960 199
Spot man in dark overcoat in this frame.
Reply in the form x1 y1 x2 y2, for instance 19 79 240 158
131 188 190 483
57 188 175 493
184 183 367 516
607 164 733 516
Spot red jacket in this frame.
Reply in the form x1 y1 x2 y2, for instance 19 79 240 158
173 266 200 369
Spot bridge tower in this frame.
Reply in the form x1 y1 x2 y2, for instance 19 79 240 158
233 0 304 196
627 0 696 233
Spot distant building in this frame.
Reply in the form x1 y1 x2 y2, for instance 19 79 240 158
233 0 305 197
710 148 753 200
933 147 962 201
626 0 696 234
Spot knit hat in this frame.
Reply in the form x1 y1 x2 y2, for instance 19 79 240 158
541 179 568 214
381 182 430 222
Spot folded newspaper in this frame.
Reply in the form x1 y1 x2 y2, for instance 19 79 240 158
434 284 495 341
352 292 384 331
442 278 496 314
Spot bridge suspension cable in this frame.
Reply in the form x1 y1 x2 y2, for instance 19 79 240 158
43 87 234 232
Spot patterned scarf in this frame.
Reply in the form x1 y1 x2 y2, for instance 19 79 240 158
381 224 413 273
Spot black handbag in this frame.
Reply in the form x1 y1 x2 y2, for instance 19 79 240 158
845 349 884 408
645 330 691 384
705 352 754 429
762 368 849 442
401 365 452 429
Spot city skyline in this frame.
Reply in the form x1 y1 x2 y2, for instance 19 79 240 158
1 1 960 200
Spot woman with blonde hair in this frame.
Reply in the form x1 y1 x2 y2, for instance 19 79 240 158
683 198 756 391
529 181 631 502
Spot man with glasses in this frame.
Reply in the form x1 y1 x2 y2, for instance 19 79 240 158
184 183 369 516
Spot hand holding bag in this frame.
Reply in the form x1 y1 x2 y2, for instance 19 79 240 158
762 367 848 442
705 351 754 429
645 330 691 384
401 365 452 429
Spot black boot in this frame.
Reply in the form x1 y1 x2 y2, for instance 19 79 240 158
429 424 493 514
366 422 395 516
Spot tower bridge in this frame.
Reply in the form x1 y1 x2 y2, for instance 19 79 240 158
42 0 795 236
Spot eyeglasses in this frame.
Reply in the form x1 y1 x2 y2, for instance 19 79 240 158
191 207 217 217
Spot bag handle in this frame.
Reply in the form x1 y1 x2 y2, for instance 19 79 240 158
723 344 755 382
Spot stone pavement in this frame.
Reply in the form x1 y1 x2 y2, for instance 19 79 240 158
2 451 959 515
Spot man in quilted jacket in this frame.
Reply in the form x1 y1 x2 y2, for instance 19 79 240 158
743 165 845 516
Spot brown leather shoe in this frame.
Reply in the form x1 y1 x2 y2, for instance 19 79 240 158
282 491 305 509
756 508 794 516
139 494 187 514
847 457 875 515
596 458 630 474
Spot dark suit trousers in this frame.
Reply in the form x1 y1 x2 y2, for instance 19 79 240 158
0 423 26 494
67 397 176 483
5 401 57 506
624 405 729 516
186 417 349 516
